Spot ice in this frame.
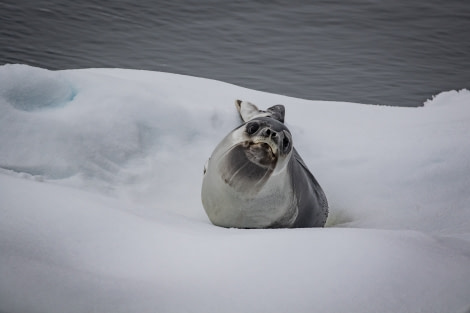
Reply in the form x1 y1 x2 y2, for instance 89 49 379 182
1 64 469 313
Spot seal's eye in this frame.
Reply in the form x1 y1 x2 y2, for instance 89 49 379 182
246 122 259 135
282 136 290 152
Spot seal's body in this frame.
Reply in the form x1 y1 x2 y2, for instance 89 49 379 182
201 100 328 228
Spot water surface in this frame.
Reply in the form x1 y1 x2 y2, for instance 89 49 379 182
1 0 469 106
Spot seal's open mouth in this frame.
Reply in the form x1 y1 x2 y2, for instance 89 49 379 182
246 141 276 167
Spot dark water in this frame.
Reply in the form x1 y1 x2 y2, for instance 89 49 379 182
1 0 469 106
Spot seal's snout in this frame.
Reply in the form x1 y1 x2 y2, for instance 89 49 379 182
262 128 276 138
261 127 280 144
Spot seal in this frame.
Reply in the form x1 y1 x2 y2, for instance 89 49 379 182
201 100 328 228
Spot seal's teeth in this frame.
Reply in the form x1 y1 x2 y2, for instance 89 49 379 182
251 138 278 156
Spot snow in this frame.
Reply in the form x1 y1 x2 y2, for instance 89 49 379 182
1 64 469 313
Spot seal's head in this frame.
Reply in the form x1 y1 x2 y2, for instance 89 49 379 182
215 116 293 193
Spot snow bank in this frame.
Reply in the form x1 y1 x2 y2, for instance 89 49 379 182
1 64 469 313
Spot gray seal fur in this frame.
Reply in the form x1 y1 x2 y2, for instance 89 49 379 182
201 100 328 228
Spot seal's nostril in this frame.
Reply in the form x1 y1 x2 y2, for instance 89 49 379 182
272 132 277 137
266 129 271 136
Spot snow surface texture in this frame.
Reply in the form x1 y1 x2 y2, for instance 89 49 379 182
1 64 469 313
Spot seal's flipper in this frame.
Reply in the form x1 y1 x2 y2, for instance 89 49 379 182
266 105 285 123
235 100 261 122
235 100 285 123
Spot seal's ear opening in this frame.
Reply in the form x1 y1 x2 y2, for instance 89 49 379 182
267 105 285 123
